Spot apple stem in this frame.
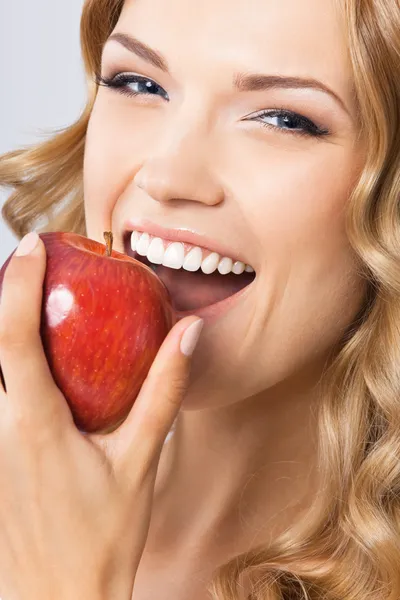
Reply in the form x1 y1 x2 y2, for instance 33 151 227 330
104 231 113 257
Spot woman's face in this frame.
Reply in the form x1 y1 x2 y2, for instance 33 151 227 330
83 0 367 409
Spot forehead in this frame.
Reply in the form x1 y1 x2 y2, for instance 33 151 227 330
116 0 352 101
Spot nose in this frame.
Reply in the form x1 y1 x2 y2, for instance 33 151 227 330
133 129 225 207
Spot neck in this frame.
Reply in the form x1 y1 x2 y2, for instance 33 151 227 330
147 369 322 569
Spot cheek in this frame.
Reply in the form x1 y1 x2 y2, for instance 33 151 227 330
238 141 363 263
82 98 152 239
225 143 366 387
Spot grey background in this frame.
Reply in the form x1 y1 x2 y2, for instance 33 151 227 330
0 0 86 263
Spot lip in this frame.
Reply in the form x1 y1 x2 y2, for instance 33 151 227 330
123 217 254 268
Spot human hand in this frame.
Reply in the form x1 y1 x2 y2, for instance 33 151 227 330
0 232 203 600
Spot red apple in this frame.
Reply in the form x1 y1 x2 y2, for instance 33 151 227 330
0 231 176 433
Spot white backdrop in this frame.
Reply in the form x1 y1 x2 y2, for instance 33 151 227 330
0 0 86 263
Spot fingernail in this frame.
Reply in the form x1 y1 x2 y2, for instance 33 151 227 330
15 231 40 256
180 318 204 357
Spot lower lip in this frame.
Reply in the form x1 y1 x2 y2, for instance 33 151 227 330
174 277 256 324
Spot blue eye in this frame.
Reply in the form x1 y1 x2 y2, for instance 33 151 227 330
95 72 330 139
249 109 330 138
95 72 169 100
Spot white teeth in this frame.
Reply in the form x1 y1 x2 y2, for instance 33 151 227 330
183 246 203 271
147 237 164 264
129 230 255 275
232 261 245 275
136 232 150 256
162 242 185 269
217 257 233 275
201 252 220 274
130 230 141 252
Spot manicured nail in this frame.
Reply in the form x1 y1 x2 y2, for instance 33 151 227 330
15 231 40 256
180 319 204 357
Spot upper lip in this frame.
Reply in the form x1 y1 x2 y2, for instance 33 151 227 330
123 217 255 269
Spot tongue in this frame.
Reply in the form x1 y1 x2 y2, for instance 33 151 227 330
153 265 254 311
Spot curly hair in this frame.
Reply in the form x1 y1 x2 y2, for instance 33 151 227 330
1 0 400 598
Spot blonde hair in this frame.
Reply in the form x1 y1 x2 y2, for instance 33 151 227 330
1 0 400 597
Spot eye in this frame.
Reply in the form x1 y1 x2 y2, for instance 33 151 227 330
249 109 330 138
95 72 330 139
95 72 169 100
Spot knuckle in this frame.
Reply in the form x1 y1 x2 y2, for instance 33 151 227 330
6 403 42 435
148 363 189 401
0 408 28 443
164 372 190 405
4 405 58 448
8 408 31 432
0 314 38 351
0 324 27 350
0 269 24 300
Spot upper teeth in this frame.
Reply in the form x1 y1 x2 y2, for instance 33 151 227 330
130 231 255 275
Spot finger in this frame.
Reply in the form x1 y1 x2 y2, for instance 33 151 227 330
0 367 5 396
90 316 204 482
0 232 66 423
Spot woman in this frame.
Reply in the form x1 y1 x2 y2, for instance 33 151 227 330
0 0 399 598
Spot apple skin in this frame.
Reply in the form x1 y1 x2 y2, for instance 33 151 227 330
0 232 176 433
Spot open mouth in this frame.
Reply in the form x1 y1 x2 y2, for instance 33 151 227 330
122 231 256 314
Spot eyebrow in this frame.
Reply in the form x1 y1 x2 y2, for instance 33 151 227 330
105 32 351 116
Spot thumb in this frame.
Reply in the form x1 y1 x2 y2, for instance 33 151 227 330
90 316 204 478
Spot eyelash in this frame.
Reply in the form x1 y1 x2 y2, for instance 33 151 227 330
94 72 330 139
